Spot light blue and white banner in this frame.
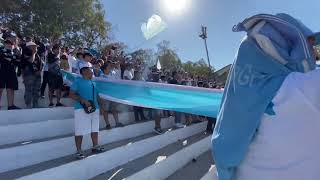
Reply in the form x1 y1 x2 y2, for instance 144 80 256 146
63 71 222 118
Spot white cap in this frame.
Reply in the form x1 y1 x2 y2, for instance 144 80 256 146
79 62 92 71
26 41 38 47
68 48 75 54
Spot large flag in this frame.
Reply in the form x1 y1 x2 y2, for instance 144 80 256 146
63 71 222 118
156 59 162 70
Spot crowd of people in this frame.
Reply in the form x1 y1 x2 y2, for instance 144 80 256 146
0 27 216 159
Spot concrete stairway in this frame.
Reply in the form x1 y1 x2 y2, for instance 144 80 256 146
0 79 217 180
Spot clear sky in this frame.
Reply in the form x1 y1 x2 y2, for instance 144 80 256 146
103 0 320 69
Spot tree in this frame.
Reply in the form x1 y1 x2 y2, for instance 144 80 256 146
181 59 214 79
156 40 182 72
131 49 155 66
193 58 213 78
102 42 128 57
182 61 196 76
64 0 111 49
0 0 111 49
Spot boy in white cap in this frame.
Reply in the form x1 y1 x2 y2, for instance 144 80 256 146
69 63 104 159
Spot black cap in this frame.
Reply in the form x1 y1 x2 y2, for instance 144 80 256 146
4 32 16 39
79 67 91 74
83 52 93 57
4 39 13 45
60 54 68 60
52 44 61 50
76 51 83 56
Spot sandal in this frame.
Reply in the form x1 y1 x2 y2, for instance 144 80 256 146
92 146 105 154
76 151 86 160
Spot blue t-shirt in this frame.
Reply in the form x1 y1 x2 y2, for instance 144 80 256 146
70 77 100 110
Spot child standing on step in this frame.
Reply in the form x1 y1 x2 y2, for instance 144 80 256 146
69 63 105 159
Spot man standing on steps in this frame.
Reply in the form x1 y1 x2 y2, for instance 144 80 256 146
47 44 64 107
100 62 124 129
69 64 105 159
168 71 184 129
40 40 51 99
147 68 164 134
21 42 43 108
0 37 21 110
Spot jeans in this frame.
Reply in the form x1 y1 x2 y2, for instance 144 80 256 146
23 74 41 107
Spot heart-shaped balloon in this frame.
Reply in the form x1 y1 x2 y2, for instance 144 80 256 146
141 14 167 40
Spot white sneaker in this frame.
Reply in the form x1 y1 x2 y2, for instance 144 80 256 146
175 123 184 128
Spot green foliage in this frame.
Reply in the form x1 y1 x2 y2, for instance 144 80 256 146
0 0 111 49
155 40 213 78
156 40 182 72
131 49 155 66
102 42 128 56
182 59 214 78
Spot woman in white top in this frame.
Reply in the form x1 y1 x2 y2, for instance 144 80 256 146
123 63 135 80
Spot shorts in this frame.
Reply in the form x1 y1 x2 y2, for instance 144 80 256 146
0 65 18 90
74 109 100 136
102 100 119 112
48 73 63 90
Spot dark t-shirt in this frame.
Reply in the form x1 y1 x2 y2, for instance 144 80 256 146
0 47 20 70
37 42 46 56
168 78 179 85
47 52 61 76
21 50 43 76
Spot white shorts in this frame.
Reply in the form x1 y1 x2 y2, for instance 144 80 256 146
74 109 100 136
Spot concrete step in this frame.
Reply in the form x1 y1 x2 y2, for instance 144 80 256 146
167 151 214 180
0 89 75 110
126 134 212 180
0 107 74 125
0 117 175 173
0 112 135 146
17 122 206 180
0 131 158 180
91 132 209 180
0 118 73 146
0 77 74 110
200 165 218 180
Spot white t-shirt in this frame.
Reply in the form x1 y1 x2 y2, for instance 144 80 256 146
123 69 134 80
68 55 77 73
237 69 320 180
75 60 92 74
113 68 122 80
186 80 192 86
101 68 121 81
43 52 48 72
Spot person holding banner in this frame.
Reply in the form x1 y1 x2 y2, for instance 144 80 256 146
69 64 105 160
212 14 320 180
100 62 124 129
